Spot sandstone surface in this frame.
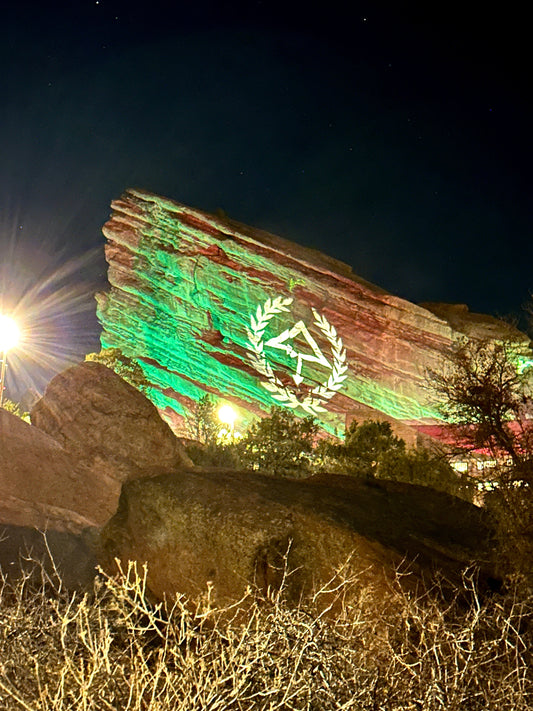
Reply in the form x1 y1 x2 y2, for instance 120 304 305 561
31 361 191 483
1 362 192 585
101 467 495 603
0 408 102 532
96 189 530 439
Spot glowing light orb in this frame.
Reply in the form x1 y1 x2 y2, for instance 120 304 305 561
0 315 20 352
218 404 237 426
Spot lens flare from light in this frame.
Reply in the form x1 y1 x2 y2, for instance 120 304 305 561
0 245 104 402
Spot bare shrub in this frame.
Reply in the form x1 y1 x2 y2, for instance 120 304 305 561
0 558 531 710
430 339 533 581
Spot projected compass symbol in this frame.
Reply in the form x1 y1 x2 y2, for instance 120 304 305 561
265 320 331 385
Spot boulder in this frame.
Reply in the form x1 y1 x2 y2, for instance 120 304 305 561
100 467 496 603
2 364 184 535
31 361 192 483
96 189 530 439
0 408 103 532
1 363 193 586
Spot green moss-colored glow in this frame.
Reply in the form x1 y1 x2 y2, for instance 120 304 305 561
98 191 447 435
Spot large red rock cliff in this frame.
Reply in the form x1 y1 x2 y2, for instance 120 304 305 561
96 189 529 437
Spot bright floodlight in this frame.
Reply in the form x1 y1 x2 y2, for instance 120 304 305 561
0 314 20 408
218 404 237 426
0 315 19 352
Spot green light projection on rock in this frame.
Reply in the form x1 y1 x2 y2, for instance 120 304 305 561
97 188 495 435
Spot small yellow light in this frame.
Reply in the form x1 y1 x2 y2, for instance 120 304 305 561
218 404 237 426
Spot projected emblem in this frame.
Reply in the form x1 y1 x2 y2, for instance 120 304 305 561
246 296 348 415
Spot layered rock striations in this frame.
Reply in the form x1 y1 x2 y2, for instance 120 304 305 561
97 189 529 436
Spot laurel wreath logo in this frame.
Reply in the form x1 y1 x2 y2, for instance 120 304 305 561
246 296 348 416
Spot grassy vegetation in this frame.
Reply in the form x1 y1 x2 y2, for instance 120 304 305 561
0 557 531 710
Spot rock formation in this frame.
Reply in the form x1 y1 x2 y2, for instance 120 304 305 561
0 363 191 532
1 360 496 599
31 361 192 483
101 468 495 603
0 406 101 586
1 363 191 585
96 189 530 438
0 408 101 532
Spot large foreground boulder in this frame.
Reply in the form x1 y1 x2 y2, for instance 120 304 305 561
101 468 496 603
31 361 191 483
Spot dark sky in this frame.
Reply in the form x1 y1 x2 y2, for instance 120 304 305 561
1 1 531 396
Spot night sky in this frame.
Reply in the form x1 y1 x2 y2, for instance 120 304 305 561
1 1 531 398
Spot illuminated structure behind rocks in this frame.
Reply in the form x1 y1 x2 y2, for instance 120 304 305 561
97 189 529 440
